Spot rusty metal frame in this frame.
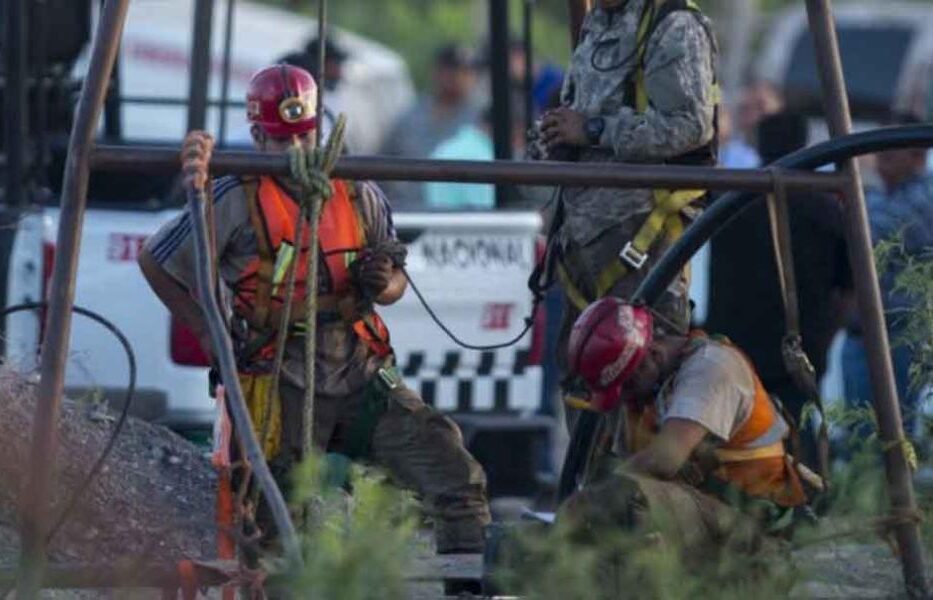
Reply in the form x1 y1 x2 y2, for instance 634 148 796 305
805 1 927 596
17 0 131 596
90 146 850 192
16 0 927 596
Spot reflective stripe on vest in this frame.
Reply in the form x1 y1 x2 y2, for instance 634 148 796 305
233 176 392 358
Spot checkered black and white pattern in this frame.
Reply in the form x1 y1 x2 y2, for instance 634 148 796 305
397 349 543 414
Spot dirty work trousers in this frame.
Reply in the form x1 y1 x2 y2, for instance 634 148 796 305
263 379 490 553
560 469 787 582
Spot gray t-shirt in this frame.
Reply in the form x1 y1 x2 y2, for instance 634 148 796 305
144 175 405 397
657 341 785 443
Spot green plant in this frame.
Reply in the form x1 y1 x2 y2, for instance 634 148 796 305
285 455 420 600
875 236 933 394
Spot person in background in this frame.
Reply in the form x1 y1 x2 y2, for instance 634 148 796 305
424 103 527 210
305 36 347 91
843 113 933 433
717 102 760 169
736 80 784 147
707 112 852 426
380 44 480 209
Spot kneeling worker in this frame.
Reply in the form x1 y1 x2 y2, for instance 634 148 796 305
138 64 490 555
564 298 816 550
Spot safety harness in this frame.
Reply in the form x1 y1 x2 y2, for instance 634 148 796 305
626 333 813 511
230 175 393 458
549 0 720 313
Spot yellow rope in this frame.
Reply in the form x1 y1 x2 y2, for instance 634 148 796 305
881 436 919 472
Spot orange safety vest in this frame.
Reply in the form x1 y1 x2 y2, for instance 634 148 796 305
232 176 392 362
626 333 807 507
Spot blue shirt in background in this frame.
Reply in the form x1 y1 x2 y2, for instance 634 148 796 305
425 125 495 210
866 174 933 328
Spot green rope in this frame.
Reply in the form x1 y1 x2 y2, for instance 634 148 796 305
290 115 348 458
249 116 348 512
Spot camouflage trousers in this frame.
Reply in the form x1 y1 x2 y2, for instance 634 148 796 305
264 379 491 553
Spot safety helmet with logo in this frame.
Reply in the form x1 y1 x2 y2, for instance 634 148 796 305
246 64 318 138
567 298 654 412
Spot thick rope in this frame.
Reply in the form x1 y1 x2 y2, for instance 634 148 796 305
300 115 347 457
248 118 347 518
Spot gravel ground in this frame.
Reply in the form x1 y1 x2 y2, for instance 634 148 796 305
0 367 927 599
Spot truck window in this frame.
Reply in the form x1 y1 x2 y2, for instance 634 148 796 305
784 25 914 117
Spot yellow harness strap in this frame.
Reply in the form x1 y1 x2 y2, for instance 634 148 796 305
239 372 282 458
713 441 785 463
558 188 705 312
556 0 718 313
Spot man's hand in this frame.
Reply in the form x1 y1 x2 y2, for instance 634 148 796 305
181 131 215 191
540 107 588 149
354 252 394 299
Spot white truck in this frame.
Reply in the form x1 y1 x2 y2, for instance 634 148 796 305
2 0 555 497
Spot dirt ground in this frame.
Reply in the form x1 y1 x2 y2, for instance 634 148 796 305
0 368 927 599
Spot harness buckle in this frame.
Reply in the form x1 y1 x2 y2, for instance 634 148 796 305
619 241 648 270
376 366 400 392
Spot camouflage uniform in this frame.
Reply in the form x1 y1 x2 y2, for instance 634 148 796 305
144 175 490 552
554 1 718 378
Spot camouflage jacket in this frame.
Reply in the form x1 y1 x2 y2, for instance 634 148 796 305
555 1 718 298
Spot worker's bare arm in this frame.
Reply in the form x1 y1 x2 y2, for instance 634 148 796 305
138 247 212 360
625 418 709 479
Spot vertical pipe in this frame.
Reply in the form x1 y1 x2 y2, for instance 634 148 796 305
315 0 327 149
16 1 130 597
4 0 28 207
217 0 236 147
804 1 928 597
35 0 51 187
522 0 535 132
568 0 591 49
489 0 512 208
187 0 214 132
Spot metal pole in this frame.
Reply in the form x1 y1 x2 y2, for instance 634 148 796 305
4 0 28 207
804 2 927 596
90 146 850 192
187 0 215 132
16 1 130 597
34 0 51 187
489 0 512 208
217 0 236 146
522 0 535 132
568 0 591 49
634 124 933 303
186 183 302 564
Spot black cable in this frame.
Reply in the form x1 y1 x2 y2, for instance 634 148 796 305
0 302 136 542
401 267 538 352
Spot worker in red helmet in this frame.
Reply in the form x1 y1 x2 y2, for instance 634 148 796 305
562 298 818 553
138 64 490 558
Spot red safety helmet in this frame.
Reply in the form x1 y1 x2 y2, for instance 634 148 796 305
246 64 318 138
567 298 654 412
